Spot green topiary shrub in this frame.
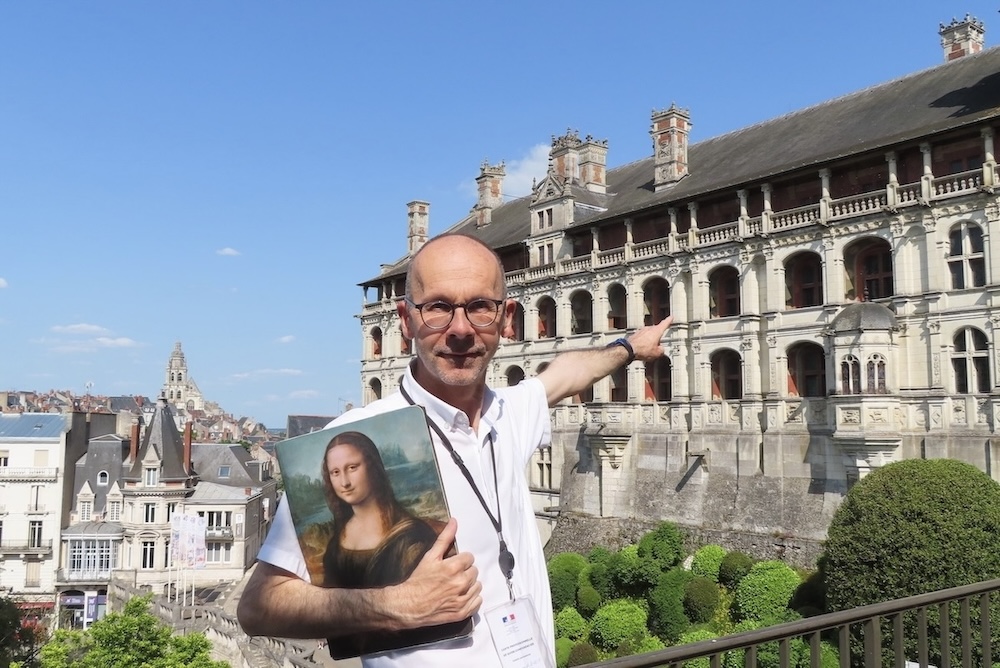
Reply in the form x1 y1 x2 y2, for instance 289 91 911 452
577 584 602 619
718 551 754 590
822 458 1000 666
589 599 648 652
555 637 573 668
549 567 579 612
566 641 599 667
683 576 721 623
733 560 801 622
646 567 691 643
549 552 588 580
637 521 684 572
588 545 614 565
691 544 727 583
609 544 661 599
555 606 588 641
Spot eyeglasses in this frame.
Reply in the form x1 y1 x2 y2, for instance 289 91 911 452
405 298 505 330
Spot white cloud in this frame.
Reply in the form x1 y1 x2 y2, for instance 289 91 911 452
0 278 7 288
51 323 111 335
459 144 549 202
289 389 320 400
502 144 550 198
216 247 240 256
276 335 295 344
95 337 140 348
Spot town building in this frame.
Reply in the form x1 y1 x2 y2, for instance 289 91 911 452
162 342 206 415
356 17 1000 560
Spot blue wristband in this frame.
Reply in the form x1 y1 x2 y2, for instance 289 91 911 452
607 337 635 366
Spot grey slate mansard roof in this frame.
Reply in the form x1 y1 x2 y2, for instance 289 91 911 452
0 413 67 439
127 399 190 481
830 302 900 332
363 45 1000 285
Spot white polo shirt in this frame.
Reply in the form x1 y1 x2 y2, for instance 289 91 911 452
256 364 555 668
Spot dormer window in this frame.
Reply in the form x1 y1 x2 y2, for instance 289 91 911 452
97 470 109 486
218 465 231 479
144 468 159 486
79 500 92 522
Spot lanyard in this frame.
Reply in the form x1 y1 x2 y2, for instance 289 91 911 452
400 384 516 599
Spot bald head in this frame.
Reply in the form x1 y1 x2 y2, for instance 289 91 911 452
405 234 507 302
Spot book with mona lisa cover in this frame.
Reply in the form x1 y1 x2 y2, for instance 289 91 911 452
275 405 473 658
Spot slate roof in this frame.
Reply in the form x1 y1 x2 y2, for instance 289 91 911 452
0 413 68 439
126 398 190 481
63 521 125 537
363 45 1000 286
187 480 258 503
830 302 899 332
286 415 334 439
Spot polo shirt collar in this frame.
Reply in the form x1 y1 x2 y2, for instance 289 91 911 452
402 362 501 439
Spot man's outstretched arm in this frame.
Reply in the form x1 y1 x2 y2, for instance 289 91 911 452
237 518 481 639
538 317 672 407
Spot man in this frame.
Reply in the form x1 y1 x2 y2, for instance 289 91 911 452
237 233 672 667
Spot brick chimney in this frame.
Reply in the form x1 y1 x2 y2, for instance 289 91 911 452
578 135 609 194
183 421 193 475
474 161 505 228
129 421 140 463
940 14 985 62
407 200 429 256
651 104 691 191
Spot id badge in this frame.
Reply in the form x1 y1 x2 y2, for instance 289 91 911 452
484 596 555 668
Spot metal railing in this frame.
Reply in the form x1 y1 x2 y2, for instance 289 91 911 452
590 578 1000 667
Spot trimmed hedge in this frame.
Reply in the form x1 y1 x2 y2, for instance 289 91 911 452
683 576 720 623
733 560 801 622
555 606 588 641
718 551 754 590
609 544 661 599
637 521 684 572
555 637 573 668
589 599 648 652
576 585 601 619
822 458 1000 665
691 544 727 583
566 641 599 667
647 567 691 642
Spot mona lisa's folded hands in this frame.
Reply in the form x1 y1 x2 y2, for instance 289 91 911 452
387 518 482 629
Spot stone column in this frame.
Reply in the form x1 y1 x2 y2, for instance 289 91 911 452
920 142 934 200
885 151 899 208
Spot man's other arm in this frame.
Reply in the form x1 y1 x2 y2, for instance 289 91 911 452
538 317 673 407
237 518 481 639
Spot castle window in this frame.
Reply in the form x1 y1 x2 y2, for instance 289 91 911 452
643 277 670 326
953 327 990 394
141 541 155 569
644 357 672 402
846 239 893 301
841 355 862 394
506 366 525 386
97 470 109 486
79 500 92 522
537 297 557 338
108 500 122 522
607 284 627 330
144 503 156 524
785 252 823 308
866 354 887 393
787 342 827 397
368 378 382 402
371 327 383 358
948 222 985 289
711 350 743 400
144 468 159 487
177 372 183 382
709 266 740 317
510 302 525 342
610 366 628 402
570 291 593 335
532 446 553 490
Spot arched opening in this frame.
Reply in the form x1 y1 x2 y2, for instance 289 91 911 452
844 237 893 301
537 297 557 338
787 342 827 397
642 277 670 326
711 349 743 399
506 366 525 386
948 222 986 289
607 284 627 330
785 252 823 309
570 291 593 335
644 357 672 401
510 302 526 341
953 327 990 393
709 266 740 317
369 378 382 402
371 327 383 358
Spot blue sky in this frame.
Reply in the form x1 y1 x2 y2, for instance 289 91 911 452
0 1 996 428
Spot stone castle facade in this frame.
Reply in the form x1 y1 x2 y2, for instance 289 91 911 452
355 17 1000 563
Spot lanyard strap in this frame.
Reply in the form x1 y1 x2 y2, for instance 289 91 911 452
400 384 516 597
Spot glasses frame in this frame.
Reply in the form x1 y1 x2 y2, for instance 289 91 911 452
405 297 506 330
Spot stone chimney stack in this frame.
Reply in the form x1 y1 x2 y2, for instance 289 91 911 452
407 200 430 256
129 421 140 464
650 104 691 192
474 161 505 228
940 15 985 62
550 130 583 182
578 135 609 194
